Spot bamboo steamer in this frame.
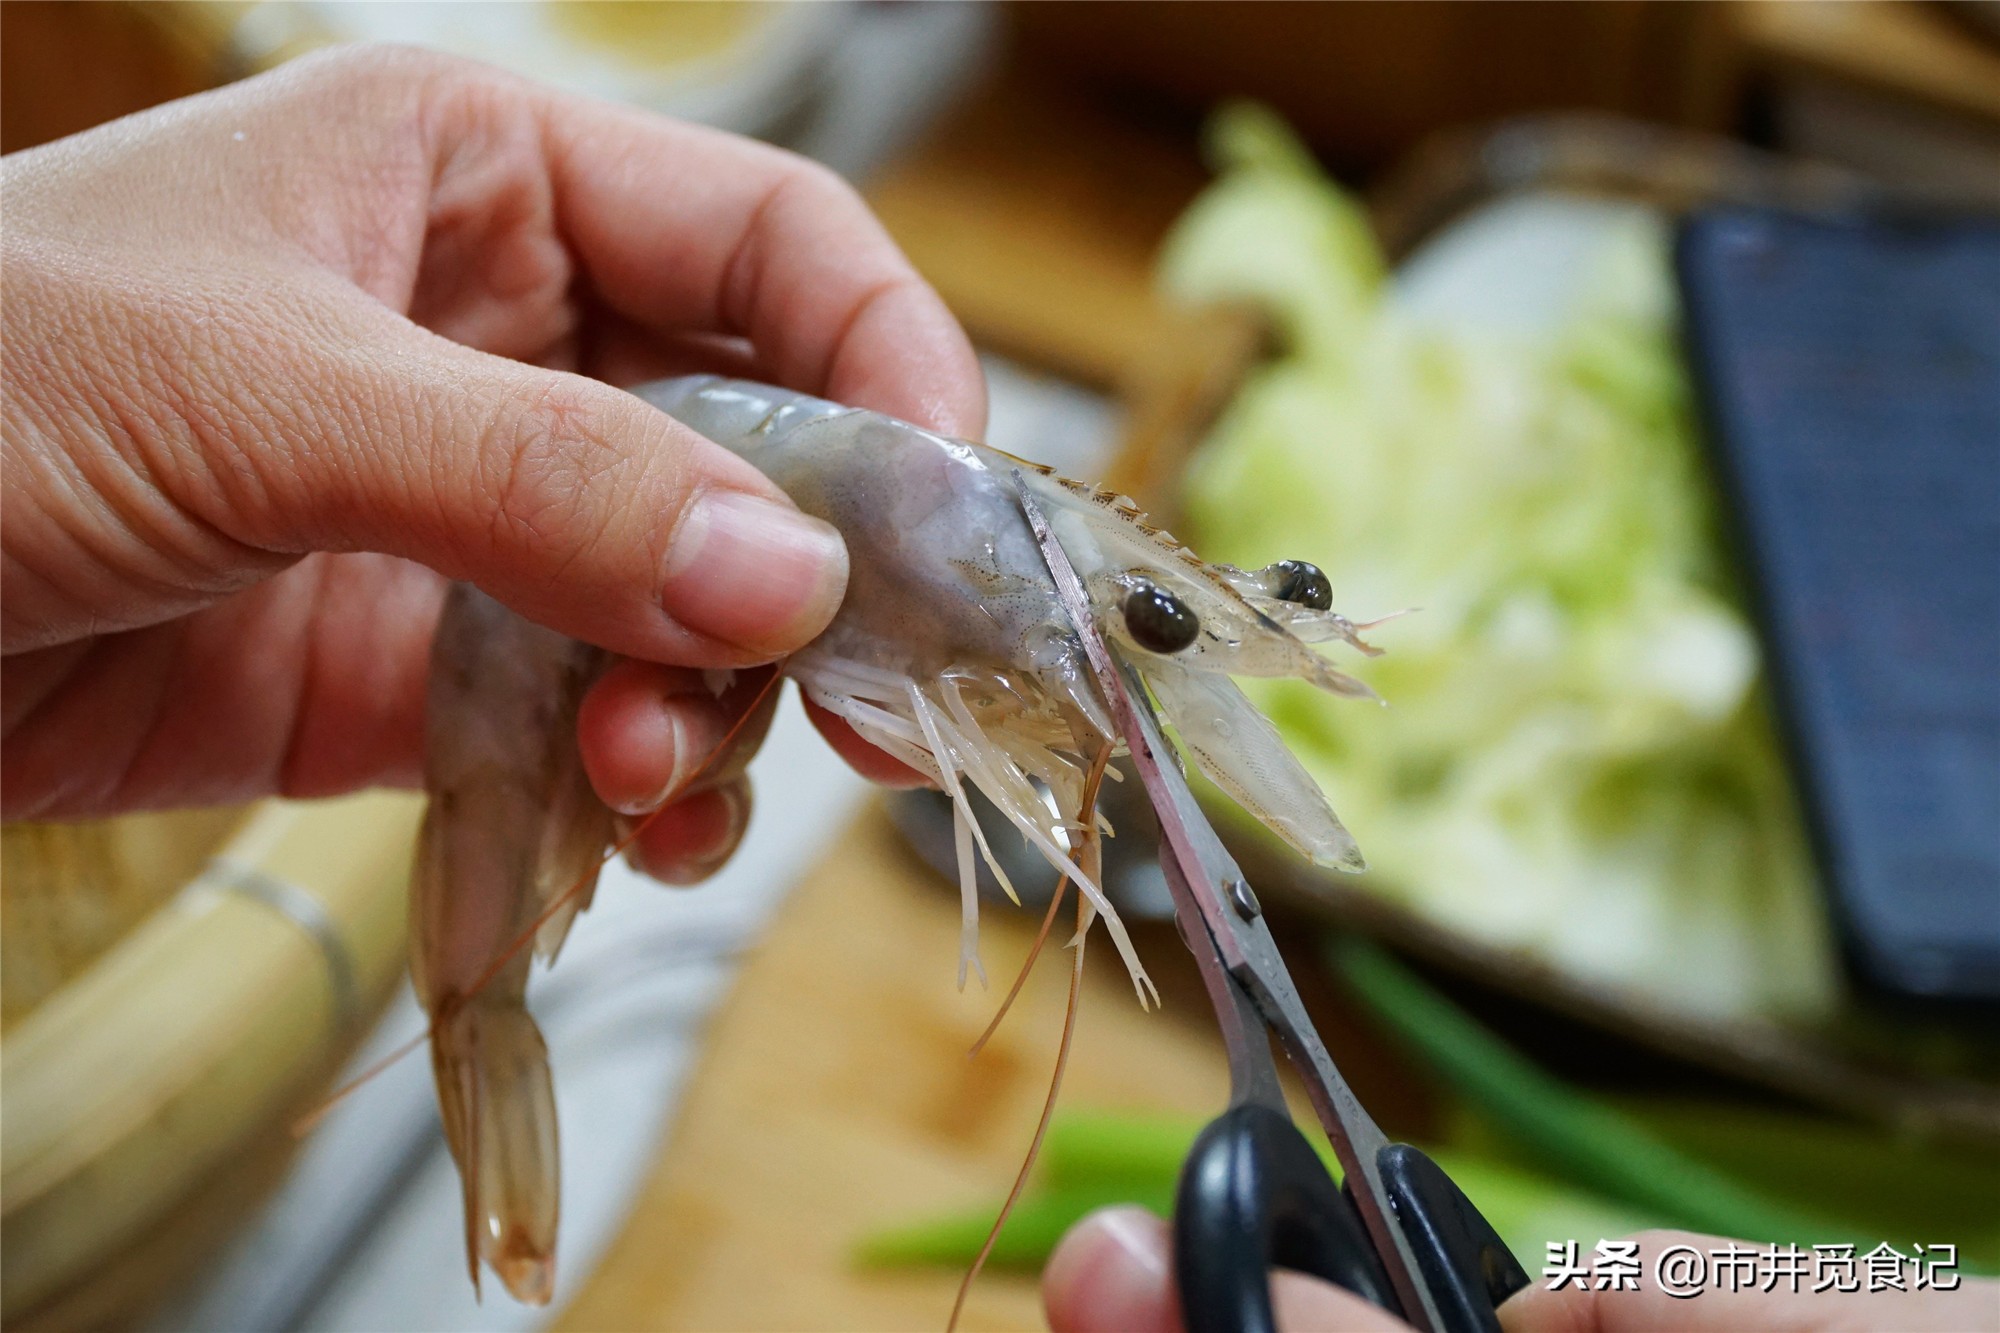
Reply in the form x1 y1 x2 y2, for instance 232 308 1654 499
0 790 425 1328
2 808 248 1028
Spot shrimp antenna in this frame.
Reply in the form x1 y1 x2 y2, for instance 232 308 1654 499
967 744 1113 1058
946 895 1085 1333
967 876 1069 1060
947 743 1109 1333
293 666 787 1135
289 1028 432 1135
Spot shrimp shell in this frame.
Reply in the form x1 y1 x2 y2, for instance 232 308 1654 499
411 584 609 1303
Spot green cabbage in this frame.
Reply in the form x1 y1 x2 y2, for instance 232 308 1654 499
1162 106 1838 1023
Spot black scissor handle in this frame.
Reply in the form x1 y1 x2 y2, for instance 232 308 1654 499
1174 1110 1532 1333
1377 1144 1530 1332
1174 1104 1398 1333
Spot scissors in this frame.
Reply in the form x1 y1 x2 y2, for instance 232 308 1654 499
1015 476 1529 1333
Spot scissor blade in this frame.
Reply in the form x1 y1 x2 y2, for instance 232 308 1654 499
1011 472 1443 1332
1006 476 1246 959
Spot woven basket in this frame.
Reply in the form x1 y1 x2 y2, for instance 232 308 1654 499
1 791 424 1329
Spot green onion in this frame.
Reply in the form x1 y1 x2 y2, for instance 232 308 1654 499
1327 934 1845 1246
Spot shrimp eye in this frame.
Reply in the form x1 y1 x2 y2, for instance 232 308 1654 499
1272 559 1333 611
1122 581 1199 654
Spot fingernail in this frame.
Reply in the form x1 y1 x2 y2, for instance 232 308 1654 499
1091 1206 1170 1282
615 708 695 817
652 783 751 886
1044 1207 1170 1333
662 490 846 655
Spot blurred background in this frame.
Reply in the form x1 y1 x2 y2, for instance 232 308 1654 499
3 3 1997 1331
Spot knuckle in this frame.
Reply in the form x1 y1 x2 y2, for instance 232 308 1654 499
1628 1229 1696 1250
478 378 686 583
483 380 626 567
283 42 451 92
281 43 518 121
784 155 863 214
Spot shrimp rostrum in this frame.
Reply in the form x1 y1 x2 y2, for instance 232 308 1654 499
412 376 1384 1301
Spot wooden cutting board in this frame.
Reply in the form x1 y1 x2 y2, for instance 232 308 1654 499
554 804 1232 1332
558 802 1428 1332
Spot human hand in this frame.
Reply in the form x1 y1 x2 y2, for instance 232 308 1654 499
1042 1211 1997 1333
1 44 974 874
1041 1207 1407 1333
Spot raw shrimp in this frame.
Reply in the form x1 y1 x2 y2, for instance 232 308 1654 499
411 586 611 1303
411 376 1383 1302
633 377 1378 985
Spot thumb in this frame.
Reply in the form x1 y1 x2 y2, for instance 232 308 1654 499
207 305 848 665
1044 1207 1413 1333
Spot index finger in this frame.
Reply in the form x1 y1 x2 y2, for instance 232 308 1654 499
532 89 985 438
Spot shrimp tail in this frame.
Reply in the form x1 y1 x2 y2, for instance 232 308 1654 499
412 585 607 1306
431 996 561 1306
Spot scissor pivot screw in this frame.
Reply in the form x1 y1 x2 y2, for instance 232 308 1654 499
1228 878 1261 920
